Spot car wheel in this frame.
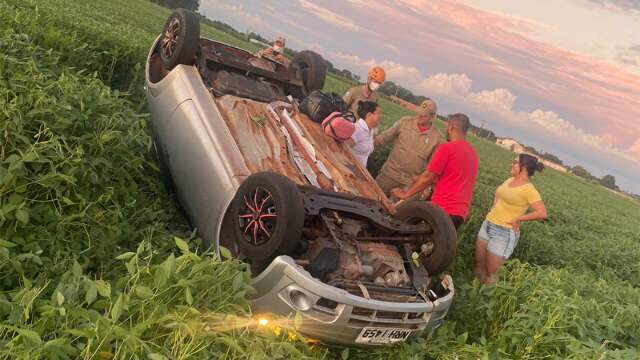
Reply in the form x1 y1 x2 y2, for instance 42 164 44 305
160 8 200 70
394 201 457 276
230 172 304 263
291 50 327 95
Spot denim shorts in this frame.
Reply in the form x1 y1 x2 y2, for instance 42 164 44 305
477 220 519 259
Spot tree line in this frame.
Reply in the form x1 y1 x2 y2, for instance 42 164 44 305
522 145 619 190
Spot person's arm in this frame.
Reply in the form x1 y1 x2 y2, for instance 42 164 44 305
374 120 401 147
391 170 438 200
391 144 447 200
507 200 547 232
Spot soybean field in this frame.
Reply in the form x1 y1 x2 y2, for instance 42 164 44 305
0 0 639 359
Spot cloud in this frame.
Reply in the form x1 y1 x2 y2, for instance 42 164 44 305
417 72 640 164
332 52 423 84
395 0 640 151
419 73 472 97
297 0 366 32
467 89 518 113
200 1 265 28
616 43 640 67
627 139 640 158
583 0 640 13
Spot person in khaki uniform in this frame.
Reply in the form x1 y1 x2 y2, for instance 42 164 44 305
254 36 289 65
374 98 444 196
343 66 385 115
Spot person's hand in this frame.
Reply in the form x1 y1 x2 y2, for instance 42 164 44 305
507 218 521 233
390 188 407 200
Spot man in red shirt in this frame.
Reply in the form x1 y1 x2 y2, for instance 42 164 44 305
390 113 478 229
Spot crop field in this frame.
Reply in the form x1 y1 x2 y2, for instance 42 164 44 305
0 0 639 359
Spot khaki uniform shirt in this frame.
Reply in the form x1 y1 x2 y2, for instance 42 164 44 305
343 85 379 115
375 116 444 186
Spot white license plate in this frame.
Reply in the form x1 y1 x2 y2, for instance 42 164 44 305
355 327 413 344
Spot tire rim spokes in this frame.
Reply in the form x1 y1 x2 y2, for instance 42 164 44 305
239 187 277 246
162 17 180 58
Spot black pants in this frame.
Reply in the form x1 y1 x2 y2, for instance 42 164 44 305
450 215 464 229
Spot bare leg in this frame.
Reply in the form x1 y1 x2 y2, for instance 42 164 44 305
474 238 488 283
484 251 506 285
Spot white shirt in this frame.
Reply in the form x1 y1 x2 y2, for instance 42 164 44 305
349 118 375 168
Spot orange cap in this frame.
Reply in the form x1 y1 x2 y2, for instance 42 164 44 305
368 66 386 83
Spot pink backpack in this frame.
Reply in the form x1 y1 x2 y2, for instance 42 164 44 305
322 112 356 141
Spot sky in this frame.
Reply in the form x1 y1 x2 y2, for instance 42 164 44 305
200 0 640 193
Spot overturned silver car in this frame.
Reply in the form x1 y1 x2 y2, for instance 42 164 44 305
144 9 457 346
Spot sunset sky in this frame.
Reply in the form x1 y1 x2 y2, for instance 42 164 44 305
201 0 640 192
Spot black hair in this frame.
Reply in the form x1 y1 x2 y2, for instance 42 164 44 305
519 153 544 177
357 101 379 120
447 113 470 133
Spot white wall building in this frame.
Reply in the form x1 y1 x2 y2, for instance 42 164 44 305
495 137 568 173
496 137 525 154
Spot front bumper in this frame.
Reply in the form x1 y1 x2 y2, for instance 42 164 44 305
248 256 454 346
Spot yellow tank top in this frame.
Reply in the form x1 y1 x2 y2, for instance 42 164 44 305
486 178 542 228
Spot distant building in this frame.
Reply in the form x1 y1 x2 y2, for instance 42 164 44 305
496 137 525 154
540 159 568 173
495 137 568 173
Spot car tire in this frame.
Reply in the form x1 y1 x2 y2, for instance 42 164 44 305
394 201 457 276
230 172 304 262
160 8 200 70
291 50 327 95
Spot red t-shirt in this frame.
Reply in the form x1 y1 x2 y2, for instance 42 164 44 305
427 140 479 218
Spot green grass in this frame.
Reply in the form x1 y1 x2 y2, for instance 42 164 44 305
1 0 639 358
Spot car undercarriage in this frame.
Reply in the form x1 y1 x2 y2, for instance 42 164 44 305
145 8 457 346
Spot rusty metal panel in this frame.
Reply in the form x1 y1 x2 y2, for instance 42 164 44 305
214 95 392 211
215 96 306 183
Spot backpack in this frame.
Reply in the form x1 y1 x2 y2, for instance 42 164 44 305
322 111 356 141
300 90 347 123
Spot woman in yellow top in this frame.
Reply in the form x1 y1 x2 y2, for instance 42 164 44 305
475 154 547 284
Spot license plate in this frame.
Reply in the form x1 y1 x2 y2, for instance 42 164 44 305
355 327 413 344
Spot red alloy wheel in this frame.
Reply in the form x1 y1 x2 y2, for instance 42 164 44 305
238 186 277 246
161 17 180 59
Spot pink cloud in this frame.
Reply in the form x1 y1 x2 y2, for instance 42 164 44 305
627 138 640 158
418 72 640 164
398 0 640 149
